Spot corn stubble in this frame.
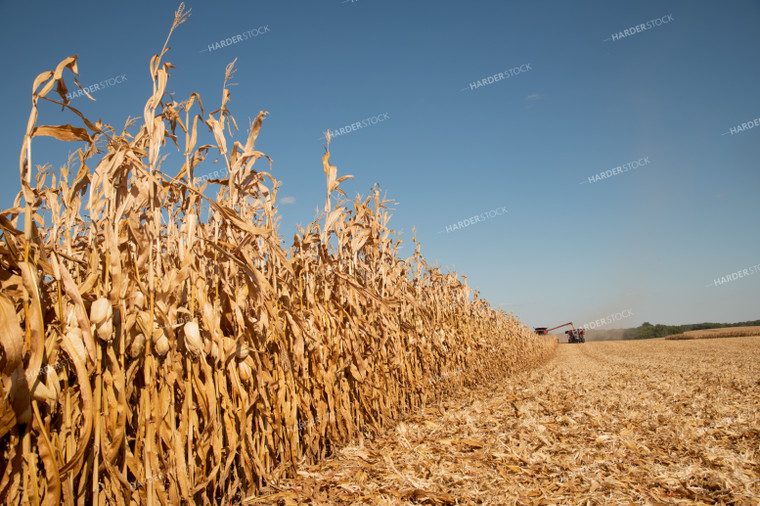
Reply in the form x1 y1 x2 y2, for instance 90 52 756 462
0 5 553 504
665 326 760 340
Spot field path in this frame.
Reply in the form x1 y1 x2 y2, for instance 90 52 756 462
264 338 760 505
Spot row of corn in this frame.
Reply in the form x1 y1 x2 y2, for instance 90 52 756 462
0 5 555 504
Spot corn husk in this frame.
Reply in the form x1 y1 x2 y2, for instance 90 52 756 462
183 321 203 356
238 361 251 382
133 290 146 310
0 295 24 375
95 320 113 342
90 297 111 326
65 327 87 364
154 335 170 357
129 333 146 358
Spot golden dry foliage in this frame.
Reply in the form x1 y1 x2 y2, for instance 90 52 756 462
665 326 760 340
0 5 553 504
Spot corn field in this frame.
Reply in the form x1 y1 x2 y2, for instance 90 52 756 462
0 5 554 504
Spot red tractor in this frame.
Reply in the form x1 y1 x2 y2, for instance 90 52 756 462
534 322 585 343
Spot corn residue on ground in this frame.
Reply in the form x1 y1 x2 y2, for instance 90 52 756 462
666 326 760 340
267 337 760 505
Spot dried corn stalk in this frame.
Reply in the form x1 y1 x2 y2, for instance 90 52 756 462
0 4 554 504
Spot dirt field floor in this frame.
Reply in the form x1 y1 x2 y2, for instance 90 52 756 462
258 337 760 505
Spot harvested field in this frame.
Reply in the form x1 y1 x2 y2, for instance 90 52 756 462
666 326 760 340
269 337 760 504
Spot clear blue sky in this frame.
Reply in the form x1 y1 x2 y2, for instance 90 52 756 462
1 0 758 329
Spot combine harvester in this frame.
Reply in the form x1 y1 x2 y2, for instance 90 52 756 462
534 322 585 343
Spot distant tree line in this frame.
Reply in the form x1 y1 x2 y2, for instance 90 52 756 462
622 320 760 340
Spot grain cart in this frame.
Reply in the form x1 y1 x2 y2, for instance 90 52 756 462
534 322 585 343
